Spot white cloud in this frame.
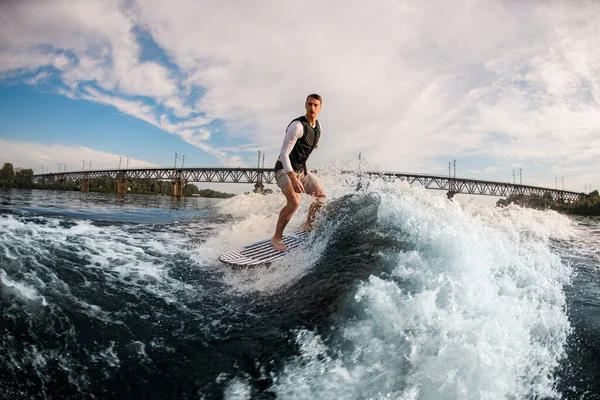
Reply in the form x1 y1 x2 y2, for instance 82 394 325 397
24 71 51 85
0 139 157 172
79 87 231 162
1 0 600 191
134 0 600 167
0 47 57 74
469 166 500 175
82 86 158 127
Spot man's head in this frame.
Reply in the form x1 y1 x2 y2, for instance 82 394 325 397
305 94 322 119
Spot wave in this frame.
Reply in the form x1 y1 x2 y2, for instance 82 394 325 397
0 176 577 399
217 174 575 399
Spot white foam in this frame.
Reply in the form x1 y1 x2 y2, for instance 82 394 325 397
269 173 573 399
0 213 203 314
197 190 328 294
91 341 120 369
0 268 48 306
562 217 600 262
216 235 327 295
223 376 252 400
200 160 369 273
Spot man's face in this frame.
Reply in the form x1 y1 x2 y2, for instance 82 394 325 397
305 98 322 118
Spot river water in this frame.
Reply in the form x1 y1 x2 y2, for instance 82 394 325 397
1 166 599 399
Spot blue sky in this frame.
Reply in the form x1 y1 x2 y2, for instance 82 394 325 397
0 0 599 193
0 83 224 169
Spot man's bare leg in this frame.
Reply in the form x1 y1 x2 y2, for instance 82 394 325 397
271 185 301 252
302 182 326 232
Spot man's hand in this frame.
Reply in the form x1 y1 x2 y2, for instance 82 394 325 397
288 172 305 193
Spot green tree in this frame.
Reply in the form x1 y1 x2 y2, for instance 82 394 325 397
498 189 600 216
14 168 34 188
0 162 15 182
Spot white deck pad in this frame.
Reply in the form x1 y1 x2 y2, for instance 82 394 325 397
219 230 310 267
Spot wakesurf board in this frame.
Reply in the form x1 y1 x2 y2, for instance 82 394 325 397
219 230 310 267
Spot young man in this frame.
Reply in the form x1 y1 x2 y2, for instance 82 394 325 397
271 94 326 252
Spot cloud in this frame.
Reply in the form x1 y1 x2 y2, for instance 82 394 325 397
0 139 157 172
469 166 500 175
1 0 600 191
134 0 600 172
81 86 158 126
78 87 231 162
24 71 51 85
0 47 59 75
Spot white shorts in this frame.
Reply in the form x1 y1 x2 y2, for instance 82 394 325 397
275 169 320 194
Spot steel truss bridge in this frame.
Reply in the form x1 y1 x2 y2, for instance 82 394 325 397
32 167 585 201
33 167 278 185
353 170 584 201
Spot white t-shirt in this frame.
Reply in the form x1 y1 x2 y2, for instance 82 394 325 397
277 120 320 173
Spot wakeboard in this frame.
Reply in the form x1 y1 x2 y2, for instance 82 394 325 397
219 230 310 267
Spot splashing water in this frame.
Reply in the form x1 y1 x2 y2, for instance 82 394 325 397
1 164 596 399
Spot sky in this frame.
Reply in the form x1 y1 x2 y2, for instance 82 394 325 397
0 0 599 195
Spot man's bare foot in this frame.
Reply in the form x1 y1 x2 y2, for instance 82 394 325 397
271 237 288 252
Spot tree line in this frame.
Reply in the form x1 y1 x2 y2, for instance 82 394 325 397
0 162 235 198
0 163 35 188
497 191 600 216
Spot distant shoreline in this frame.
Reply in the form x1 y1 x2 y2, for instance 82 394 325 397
497 191 600 216
1 162 237 198
0 184 237 199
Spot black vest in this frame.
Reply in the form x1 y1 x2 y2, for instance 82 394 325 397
275 116 321 172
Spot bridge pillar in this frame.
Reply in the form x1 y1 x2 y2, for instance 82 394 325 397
173 181 183 197
117 179 128 195
447 190 456 200
81 179 89 193
254 182 264 194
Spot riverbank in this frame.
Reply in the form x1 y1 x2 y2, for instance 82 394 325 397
0 182 236 198
497 191 600 216
1 162 237 198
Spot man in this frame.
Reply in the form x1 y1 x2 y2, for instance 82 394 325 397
271 94 326 252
